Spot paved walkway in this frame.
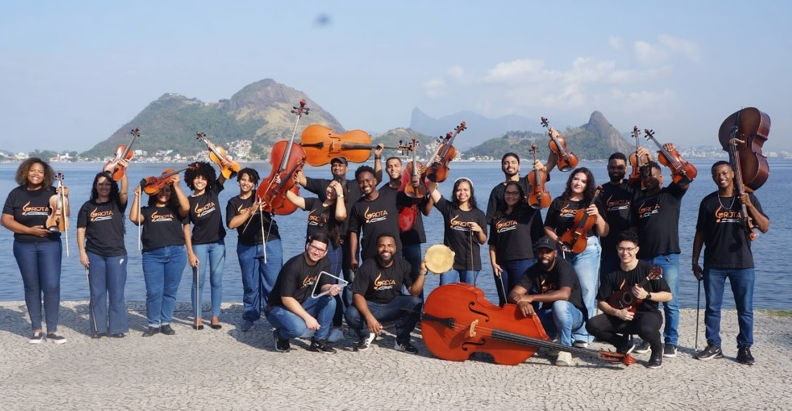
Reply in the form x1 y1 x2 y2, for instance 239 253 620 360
1 301 790 410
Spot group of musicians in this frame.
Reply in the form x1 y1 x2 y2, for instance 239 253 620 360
1 134 769 368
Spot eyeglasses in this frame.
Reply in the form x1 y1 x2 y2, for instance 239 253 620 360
97 183 112 187
617 246 638 253
308 243 328 253
504 191 521 196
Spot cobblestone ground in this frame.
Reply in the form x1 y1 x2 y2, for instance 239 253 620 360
1 301 791 410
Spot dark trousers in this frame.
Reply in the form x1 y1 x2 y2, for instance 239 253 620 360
586 311 663 354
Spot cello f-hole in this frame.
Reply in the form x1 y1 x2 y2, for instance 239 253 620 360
461 340 487 351
467 302 491 322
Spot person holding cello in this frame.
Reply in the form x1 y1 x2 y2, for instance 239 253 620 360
2 158 70 344
692 161 769 365
630 151 692 358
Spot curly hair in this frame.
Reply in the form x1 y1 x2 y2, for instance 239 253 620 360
451 177 479 210
184 161 218 191
146 185 180 208
15 157 55 188
89 171 120 202
236 167 260 186
354 165 376 182
562 167 597 203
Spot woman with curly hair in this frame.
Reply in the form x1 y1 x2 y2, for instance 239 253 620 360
184 161 230 330
543 167 608 347
2 158 70 344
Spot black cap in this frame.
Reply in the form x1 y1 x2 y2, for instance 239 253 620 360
330 157 348 165
533 236 557 251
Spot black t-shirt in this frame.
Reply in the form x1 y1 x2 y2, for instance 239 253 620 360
267 253 332 310
2 186 61 243
545 196 606 238
303 197 344 247
352 257 413 304
434 197 487 271
630 183 686 258
379 184 427 245
696 191 766 269
348 188 403 261
597 260 671 314
517 257 587 318
188 185 226 245
599 181 638 256
140 205 188 252
305 176 362 235
225 195 280 246
488 204 544 262
77 198 127 256
486 176 531 224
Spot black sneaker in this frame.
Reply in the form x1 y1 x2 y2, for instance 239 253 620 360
737 346 755 365
663 343 677 358
309 338 337 354
394 341 419 354
91 332 107 339
696 344 723 361
46 333 67 344
272 329 290 352
29 331 45 344
618 339 636 355
354 333 377 352
646 349 663 369
142 327 160 337
633 340 651 354
160 324 176 335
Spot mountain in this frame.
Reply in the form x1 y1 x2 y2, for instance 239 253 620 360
464 111 633 161
81 79 345 160
409 108 538 150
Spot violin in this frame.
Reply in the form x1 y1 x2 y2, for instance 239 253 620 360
627 126 649 188
301 124 400 166
643 129 697 184
608 267 663 313
103 128 139 181
257 100 309 215
559 186 603 254
140 167 191 195
45 171 69 233
421 283 635 366
425 122 466 183
397 137 423 233
526 144 550 209
196 132 240 179
541 117 578 172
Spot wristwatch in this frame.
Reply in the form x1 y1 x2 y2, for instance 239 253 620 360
646 292 652 301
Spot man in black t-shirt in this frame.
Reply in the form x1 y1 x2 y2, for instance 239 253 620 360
264 232 341 353
348 165 403 269
692 161 769 365
508 236 587 367
587 231 672 369
345 234 427 353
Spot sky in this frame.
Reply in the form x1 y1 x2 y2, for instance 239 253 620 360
1 1 790 153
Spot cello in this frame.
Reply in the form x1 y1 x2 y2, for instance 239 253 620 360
257 100 309 215
559 186 603 254
103 128 139 181
422 283 634 366
541 117 578 172
643 129 697 184
398 137 423 233
300 125 401 166
628 126 650 188
526 143 551 209
195 132 241 179
425 122 466 183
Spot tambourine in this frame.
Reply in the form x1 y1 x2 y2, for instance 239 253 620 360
424 244 455 274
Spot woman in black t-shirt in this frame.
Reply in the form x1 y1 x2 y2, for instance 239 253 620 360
1 158 70 344
76 168 130 338
129 174 190 336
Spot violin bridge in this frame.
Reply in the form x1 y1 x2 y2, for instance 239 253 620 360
468 319 478 338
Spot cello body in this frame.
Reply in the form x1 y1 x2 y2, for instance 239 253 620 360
301 124 374 165
718 107 770 192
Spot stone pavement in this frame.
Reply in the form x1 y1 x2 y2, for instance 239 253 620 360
1 301 791 410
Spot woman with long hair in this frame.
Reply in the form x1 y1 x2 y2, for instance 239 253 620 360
129 174 190 336
544 167 608 347
76 165 129 338
488 180 544 306
428 177 487 285
1 158 70 344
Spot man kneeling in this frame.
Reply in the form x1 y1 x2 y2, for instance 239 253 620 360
345 234 427 353
265 232 341 353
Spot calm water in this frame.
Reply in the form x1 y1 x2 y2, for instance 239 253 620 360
1 160 789 310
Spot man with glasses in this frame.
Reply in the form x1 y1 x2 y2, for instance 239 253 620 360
265 232 341 353
587 230 671 369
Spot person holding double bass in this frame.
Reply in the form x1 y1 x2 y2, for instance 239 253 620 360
692 161 769 365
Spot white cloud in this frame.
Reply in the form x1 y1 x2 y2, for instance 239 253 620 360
484 59 545 84
634 35 701 65
609 36 623 50
634 40 668 65
422 77 446 98
659 34 701 63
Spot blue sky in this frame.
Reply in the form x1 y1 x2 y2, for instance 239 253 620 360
1 1 790 153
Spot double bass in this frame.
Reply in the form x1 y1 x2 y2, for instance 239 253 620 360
526 143 551 209
643 129 697 184
559 186 603 254
103 128 139 181
422 283 634 366
195 132 241 179
300 125 400 166
425 122 466 183
541 117 578 172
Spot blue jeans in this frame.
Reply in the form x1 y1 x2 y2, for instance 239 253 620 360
87 252 129 334
536 300 586 346
703 267 754 348
266 295 336 341
439 270 479 286
402 243 423 297
345 295 423 344
324 241 345 326
563 236 601 343
495 259 534 306
642 253 679 346
142 245 186 327
13 240 62 332
191 240 225 318
237 240 282 322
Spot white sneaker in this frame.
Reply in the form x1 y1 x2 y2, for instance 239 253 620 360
328 328 344 343
556 351 573 366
